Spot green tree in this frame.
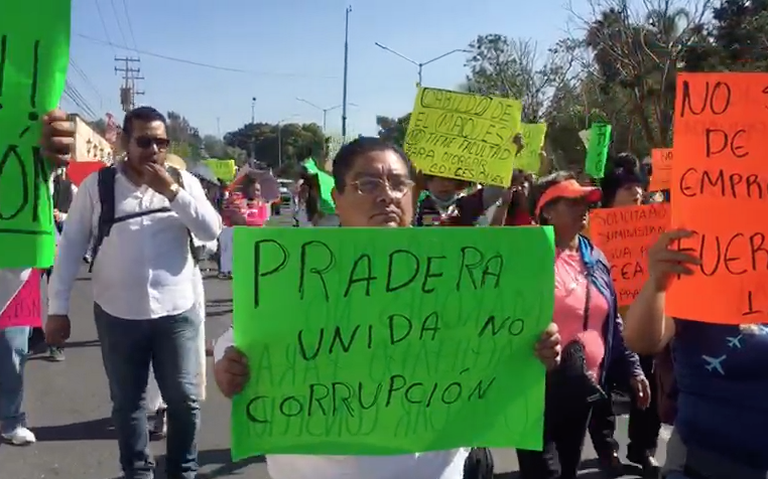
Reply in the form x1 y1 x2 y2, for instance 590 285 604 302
223 121 325 169
375 114 410 148
683 0 768 71
87 118 107 137
166 111 204 163
575 0 708 152
464 34 574 122
202 134 248 165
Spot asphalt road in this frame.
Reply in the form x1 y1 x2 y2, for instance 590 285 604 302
0 261 670 479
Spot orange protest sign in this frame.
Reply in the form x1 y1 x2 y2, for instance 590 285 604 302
666 72 768 324
649 149 672 191
589 203 670 306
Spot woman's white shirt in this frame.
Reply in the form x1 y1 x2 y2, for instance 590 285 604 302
213 328 468 479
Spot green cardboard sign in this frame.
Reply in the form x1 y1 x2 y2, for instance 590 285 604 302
515 123 547 174
231 226 555 459
0 1 71 268
302 158 335 215
584 123 612 179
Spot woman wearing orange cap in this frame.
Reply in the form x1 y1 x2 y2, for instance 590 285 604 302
515 171 648 479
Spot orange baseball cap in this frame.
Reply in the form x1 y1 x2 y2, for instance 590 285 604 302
534 179 602 217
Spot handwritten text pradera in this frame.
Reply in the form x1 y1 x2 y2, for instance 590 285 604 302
251 239 506 308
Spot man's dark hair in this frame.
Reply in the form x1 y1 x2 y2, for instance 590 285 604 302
122 106 167 140
331 136 411 193
528 171 578 224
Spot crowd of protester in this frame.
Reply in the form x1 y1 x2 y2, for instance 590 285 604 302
0 106 763 479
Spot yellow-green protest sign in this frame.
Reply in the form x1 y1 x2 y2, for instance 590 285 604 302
404 87 522 187
203 159 237 181
231 226 554 458
515 123 547 173
0 0 71 269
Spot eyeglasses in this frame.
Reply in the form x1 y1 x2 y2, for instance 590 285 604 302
135 136 170 150
350 177 415 198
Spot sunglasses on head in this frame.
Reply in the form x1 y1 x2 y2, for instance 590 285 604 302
135 136 170 149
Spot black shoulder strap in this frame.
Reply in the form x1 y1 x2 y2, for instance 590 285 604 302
89 166 118 272
89 165 202 271
583 278 591 331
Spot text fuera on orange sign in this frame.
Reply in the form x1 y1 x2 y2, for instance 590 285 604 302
589 203 669 306
649 149 672 191
667 73 768 324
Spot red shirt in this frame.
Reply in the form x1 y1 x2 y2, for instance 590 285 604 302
504 208 534 226
224 193 268 227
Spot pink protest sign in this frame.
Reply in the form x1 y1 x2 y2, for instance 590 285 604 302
0 272 42 330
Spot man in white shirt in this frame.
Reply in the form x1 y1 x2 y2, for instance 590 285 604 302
0 110 75 446
46 106 222 479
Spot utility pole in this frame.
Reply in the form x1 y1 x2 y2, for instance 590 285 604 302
341 5 351 141
250 97 257 161
115 57 144 112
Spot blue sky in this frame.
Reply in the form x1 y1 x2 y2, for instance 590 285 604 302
68 0 590 138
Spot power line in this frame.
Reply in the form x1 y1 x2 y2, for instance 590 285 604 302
75 33 339 79
92 0 116 56
120 0 139 54
109 0 128 47
64 80 98 119
69 58 104 109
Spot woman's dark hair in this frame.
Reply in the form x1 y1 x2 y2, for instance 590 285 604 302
300 172 320 221
507 169 534 215
528 171 578 225
331 137 412 193
600 152 644 207
239 173 260 193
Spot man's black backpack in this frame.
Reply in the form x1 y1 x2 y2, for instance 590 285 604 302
88 165 204 272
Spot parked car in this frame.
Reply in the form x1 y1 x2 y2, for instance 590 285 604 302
272 179 294 215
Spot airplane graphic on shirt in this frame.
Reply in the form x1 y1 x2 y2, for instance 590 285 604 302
727 335 743 349
703 355 726 375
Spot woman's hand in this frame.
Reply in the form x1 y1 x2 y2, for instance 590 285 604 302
534 323 561 370
630 375 651 410
214 346 250 398
648 229 701 293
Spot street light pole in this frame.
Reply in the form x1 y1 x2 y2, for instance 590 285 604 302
296 97 358 132
250 97 257 162
341 5 352 141
373 42 471 84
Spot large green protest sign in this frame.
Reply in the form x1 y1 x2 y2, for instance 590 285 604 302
0 1 71 268
231 226 555 459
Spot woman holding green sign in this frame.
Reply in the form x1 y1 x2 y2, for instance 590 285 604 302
213 137 563 479
515 172 647 479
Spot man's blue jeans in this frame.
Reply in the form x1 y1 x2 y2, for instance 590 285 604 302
94 303 201 479
0 326 30 434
